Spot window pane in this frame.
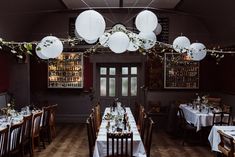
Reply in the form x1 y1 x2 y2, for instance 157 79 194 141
122 77 128 96
109 78 115 97
122 67 128 75
100 67 107 75
131 77 137 96
100 77 106 96
109 68 116 75
131 67 137 74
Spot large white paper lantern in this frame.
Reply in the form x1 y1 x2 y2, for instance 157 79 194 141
127 33 139 51
188 43 207 61
35 43 49 59
99 32 111 47
85 38 98 44
40 36 63 58
75 10 106 40
135 10 158 33
173 36 190 53
154 23 162 35
108 32 130 53
138 32 156 50
74 29 82 40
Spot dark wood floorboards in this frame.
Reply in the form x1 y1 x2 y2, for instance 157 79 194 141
32 123 215 157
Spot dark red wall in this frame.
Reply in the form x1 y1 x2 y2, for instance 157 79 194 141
0 53 10 92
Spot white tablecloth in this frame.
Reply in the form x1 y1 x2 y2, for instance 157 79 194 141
93 107 146 157
208 125 235 152
180 104 215 131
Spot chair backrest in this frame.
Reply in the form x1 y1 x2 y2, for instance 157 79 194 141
8 121 24 152
42 106 51 128
107 132 133 157
137 105 145 132
0 126 9 157
213 112 231 126
22 114 33 141
89 112 97 140
94 102 101 132
178 108 187 127
86 117 95 157
218 130 234 157
143 117 154 157
140 112 147 140
32 111 43 138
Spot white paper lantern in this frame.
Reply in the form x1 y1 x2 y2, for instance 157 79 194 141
112 24 126 32
74 29 82 40
99 32 111 47
108 32 130 53
154 23 162 35
173 36 190 53
35 43 49 59
127 33 139 51
75 10 106 40
188 43 207 61
138 32 156 50
135 10 158 33
85 38 98 44
40 36 63 58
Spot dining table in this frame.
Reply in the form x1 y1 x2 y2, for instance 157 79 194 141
93 107 146 157
179 104 223 131
208 125 235 152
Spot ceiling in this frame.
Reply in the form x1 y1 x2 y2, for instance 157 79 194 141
0 0 234 45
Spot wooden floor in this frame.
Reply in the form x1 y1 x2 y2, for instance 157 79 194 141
32 123 215 157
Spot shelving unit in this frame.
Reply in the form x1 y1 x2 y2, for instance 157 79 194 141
48 53 83 88
164 53 199 89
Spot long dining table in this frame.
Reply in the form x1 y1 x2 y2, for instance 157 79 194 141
93 107 146 157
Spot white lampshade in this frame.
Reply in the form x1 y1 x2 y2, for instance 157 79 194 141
154 23 162 35
173 36 191 53
99 32 111 47
35 43 49 60
108 32 130 53
75 10 106 41
74 29 83 40
135 10 158 33
85 38 98 44
188 43 207 61
138 32 156 50
40 36 63 59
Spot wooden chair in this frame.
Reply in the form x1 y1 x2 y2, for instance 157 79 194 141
89 112 97 140
8 121 24 157
31 111 43 156
94 102 101 133
107 132 133 157
49 104 58 140
218 130 234 157
0 126 9 157
22 114 33 157
143 117 154 157
140 112 147 141
41 106 52 144
86 117 95 157
212 112 231 126
178 108 197 145
137 105 145 133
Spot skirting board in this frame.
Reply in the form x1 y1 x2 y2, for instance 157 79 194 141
56 114 88 123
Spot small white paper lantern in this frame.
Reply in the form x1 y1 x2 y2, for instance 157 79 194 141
75 10 106 40
138 32 156 50
85 38 98 44
40 36 63 58
188 43 207 61
99 32 111 47
135 10 158 33
127 33 139 51
173 36 191 53
154 23 162 35
35 43 49 59
108 32 130 53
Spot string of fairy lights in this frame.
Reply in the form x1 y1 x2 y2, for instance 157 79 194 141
0 9 234 63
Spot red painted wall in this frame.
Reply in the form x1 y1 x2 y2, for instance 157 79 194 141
0 53 10 92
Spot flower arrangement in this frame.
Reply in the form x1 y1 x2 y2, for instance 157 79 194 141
1 103 16 117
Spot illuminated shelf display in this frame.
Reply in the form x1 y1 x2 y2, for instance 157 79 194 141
48 53 83 88
164 53 199 89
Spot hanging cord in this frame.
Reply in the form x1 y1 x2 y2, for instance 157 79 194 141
103 0 119 24
121 0 140 24
80 0 92 9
